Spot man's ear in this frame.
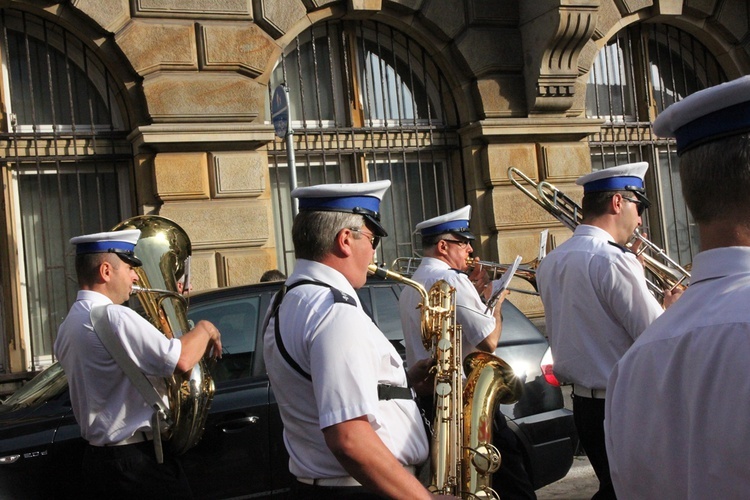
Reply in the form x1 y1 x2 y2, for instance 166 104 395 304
333 228 354 257
99 260 113 282
611 193 623 214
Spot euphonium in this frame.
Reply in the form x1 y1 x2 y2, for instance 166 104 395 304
369 265 523 498
112 215 215 455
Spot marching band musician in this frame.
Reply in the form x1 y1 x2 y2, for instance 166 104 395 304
606 75 750 498
399 206 537 499
54 230 222 499
536 163 682 499
262 181 453 499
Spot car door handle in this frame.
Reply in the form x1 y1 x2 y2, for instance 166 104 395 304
218 416 259 434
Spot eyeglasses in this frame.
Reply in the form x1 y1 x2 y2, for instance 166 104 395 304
622 196 647 216
349 227 381 249
442 239 470 249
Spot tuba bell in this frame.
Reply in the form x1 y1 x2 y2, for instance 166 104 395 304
112 215 215 455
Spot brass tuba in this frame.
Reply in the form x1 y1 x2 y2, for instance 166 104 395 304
112 215 215 455
369 265 522 498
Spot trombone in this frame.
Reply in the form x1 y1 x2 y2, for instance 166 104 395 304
507 166 690 299
390 256 540 296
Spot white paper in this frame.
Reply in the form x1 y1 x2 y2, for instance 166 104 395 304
538 229 549 261
485 255 523 313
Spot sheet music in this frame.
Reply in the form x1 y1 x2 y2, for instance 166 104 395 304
538 229 549 261
485 255 522 313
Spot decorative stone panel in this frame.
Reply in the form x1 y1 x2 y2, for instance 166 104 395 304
474 75 527 118
160 200 272 249
538 142 591 183
216 248 279 286
614 0 653 14
154 152 211 200
384 0 422 12
185 249 220 291
198 22 279 76
492 185 560 231
116 20 197 75
254 0 308 39
484 144 537 187
420 0 466 40
71 0 130 33
683 0 717 18
714 0 750 44
467 0 519 24
132 0 253 18
209 152 268 198
456 28 524 77
143 73 265 122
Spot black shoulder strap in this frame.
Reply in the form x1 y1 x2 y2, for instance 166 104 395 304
269 280 413 401
271 280 354 381
608 241 634 254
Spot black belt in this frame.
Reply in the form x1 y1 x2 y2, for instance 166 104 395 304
377 384 414 401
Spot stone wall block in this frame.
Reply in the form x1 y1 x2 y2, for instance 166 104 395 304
133 0 253 18
72 0 131 33
492 185 560 231
159 200 271 249
484 144 536 187
384 0 423 13
456 28 523 78
654 0 683 15
209 152 268 198
683 0 718 18
199 22 279 76
467 0 518 24
713 0 749 44
420 0 466 41
614 0 653 14
539 142 591 183
185 249 219 291
154 152 211 200
116 21 197 75
143 73 265 122
255 0 308 39
216 248 278 286
474 74 527 118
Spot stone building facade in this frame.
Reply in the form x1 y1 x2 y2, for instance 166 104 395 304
1 0 749 383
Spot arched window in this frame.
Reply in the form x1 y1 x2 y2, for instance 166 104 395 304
268 20 461 271
586 23 726 266
0 9 133 370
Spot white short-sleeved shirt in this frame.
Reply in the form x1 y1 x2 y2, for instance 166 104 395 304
400 257 496 368
262 259 428 479
53 290 181 446
537 225 663 390
606 246 750 499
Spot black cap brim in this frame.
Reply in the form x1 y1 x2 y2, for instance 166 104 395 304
115 252 142 267
363 214 388 237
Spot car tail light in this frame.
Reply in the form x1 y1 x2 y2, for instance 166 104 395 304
540 347 561 387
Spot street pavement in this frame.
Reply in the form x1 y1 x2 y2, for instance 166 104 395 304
536 454 599 499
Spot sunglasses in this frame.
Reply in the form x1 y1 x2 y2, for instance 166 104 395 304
349 227 381 249
442 238 470 248
621 196 647 216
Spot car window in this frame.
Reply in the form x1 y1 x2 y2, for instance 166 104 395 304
188 295 259 383
499 301 546 344
0 362 67 413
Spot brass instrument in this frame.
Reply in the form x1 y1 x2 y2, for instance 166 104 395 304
508 166 691 298
390 257 539 295
112 215 215 455
368 265 522 498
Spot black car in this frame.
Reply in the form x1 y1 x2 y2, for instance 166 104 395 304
0 277 576 498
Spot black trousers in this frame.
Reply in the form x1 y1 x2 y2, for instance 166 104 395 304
82 441 193 500
289 481 386 499
572 395 616 500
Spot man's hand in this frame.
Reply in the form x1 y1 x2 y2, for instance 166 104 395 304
662 285 685 309
468 259 491 299
407 357 436 397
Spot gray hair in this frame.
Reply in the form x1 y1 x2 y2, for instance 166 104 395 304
292 211 366 261
679 133 750 223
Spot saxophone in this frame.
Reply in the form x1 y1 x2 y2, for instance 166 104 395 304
368 265 523 498
112 215 215 455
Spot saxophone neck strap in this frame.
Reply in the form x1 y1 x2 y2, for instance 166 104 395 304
268 280 413 401
90 304 171 463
